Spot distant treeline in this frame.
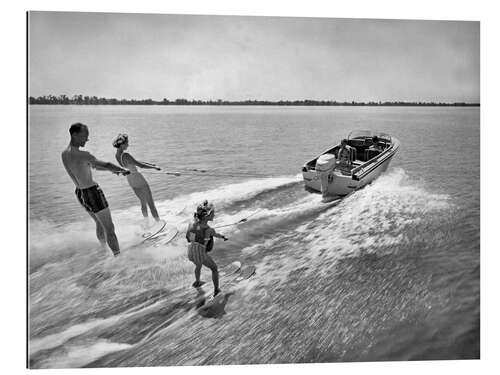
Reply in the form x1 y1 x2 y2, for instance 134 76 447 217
28 95 480 107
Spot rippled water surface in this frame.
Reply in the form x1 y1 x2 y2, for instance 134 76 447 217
28 105 479 367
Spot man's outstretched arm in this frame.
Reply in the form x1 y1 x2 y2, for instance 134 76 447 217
85 152 129 175
93 159 129 175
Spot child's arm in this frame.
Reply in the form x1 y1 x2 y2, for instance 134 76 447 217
208 227 228 241
186 223 193 242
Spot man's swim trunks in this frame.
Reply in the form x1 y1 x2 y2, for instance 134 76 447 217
75 184 109 214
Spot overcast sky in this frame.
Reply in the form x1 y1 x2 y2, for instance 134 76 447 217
29 12 479 102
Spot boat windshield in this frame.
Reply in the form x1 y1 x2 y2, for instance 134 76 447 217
376 132 392 143
347 130 392 144
347 130 374 141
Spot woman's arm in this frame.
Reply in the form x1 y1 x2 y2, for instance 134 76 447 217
123 153 161 170
88 153 129 174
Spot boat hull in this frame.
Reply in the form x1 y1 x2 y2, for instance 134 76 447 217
302 137 399 196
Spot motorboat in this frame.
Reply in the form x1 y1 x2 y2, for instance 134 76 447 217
302 130 399 197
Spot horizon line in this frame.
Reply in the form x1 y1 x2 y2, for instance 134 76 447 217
28 95 480 106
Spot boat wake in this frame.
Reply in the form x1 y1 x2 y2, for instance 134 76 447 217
29 168 455 368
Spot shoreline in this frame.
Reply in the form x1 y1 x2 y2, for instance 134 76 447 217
28 103 480 107
28 96 479 107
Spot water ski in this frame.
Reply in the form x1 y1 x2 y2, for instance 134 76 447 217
219 261 242 276
235 265 256 281
199 292 225 310
197 263 256 312
141 219 167 242
128 220 179 250
150 228 179 247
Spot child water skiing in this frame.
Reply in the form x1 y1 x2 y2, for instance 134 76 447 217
186 201 228 297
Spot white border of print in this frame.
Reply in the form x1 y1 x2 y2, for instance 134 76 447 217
3 0 498 375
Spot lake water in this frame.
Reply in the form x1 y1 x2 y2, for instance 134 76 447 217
28 105 479 367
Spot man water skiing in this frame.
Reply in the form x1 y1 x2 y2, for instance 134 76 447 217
61 123 129 256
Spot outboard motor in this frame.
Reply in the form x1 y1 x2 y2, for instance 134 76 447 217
315 153 336 197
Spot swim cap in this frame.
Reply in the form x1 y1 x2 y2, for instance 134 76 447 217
112 133 129 148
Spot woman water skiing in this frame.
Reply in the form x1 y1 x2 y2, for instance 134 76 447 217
186 201 228 297
113 133 162 222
